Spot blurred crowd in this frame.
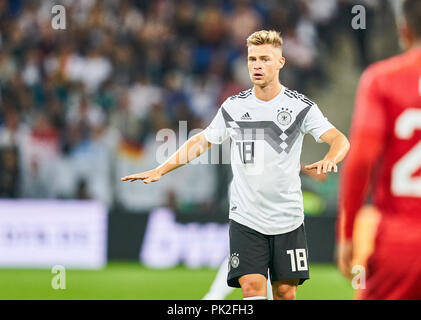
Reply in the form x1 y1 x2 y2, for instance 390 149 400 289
0 0 391 212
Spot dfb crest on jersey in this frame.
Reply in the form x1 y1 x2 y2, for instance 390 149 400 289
230 253 240 269
277 108 293 126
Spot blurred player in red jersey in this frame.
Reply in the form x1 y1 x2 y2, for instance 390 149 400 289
337 0 421 300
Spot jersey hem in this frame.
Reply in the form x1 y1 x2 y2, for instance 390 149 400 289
229 214 304 235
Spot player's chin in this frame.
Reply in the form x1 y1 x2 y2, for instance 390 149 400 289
251 78 266 86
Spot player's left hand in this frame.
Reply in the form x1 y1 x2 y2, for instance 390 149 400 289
304 158 337 175
336 240 354 279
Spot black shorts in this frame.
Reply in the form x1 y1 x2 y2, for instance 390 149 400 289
227 219 310 288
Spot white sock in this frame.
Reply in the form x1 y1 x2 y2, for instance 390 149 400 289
202 256 234 300
243 296 267 300
267 276 273 300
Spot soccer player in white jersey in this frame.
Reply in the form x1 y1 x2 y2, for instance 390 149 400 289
122 30 350 300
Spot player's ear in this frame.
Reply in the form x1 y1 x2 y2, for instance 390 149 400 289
279 56 286 70
398 20 415 50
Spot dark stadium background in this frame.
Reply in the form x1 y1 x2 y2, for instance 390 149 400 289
0 0 400 299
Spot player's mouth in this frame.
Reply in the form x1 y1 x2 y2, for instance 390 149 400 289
253 73 264 79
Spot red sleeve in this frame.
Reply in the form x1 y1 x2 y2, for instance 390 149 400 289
336 67 387 242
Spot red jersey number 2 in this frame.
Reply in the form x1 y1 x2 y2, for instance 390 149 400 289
391 76 421 197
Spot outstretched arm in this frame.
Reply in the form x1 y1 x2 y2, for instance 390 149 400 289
304 128 350 175
121 131 212 183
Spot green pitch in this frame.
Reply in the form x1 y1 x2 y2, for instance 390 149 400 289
0 263 354 300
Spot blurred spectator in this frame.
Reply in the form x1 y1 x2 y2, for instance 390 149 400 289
0 108 29 148
0 147 19 197
337 0 382 68
0 50 17 85
228 0 262 49
65 46 112 94
128 75 162 120
185 73 222 122
75 179 91 200
20 112 60 198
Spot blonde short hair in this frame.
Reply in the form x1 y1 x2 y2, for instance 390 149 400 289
246 30 283 49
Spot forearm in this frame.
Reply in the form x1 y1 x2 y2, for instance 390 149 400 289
324 134 350 164
156 132 211 176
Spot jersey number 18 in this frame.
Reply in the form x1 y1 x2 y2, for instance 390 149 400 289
236 141 255 164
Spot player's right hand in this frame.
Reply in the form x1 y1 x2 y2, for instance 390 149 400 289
121 169 162 184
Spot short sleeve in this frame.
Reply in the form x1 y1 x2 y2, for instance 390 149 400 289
204 106 230 144
302 105 335 143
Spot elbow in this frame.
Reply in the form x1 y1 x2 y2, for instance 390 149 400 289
344 137 351 155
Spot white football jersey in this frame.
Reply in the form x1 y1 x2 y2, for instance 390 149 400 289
204 86 334 235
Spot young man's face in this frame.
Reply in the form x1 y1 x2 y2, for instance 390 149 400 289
247 44 285 88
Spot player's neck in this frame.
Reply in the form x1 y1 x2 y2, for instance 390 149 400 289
253 82 283 102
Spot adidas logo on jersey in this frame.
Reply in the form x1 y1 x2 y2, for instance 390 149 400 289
240 112 252 120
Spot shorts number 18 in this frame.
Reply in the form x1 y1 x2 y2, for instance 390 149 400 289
286 249 308 272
